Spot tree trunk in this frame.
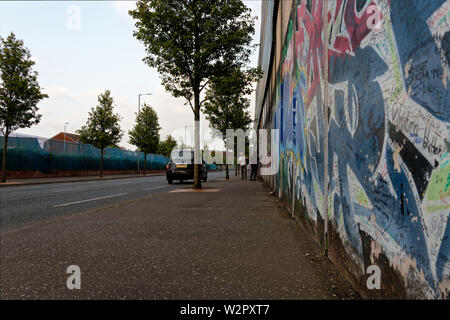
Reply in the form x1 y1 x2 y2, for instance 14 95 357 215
100 147 104 178
1 133 9 183
137 150 140 174
225 164 229 180
143 153 147 175
193 91 202 189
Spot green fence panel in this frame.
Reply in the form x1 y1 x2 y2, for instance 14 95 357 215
0 136 169 172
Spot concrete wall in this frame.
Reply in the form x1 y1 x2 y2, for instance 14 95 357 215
255 0 450 299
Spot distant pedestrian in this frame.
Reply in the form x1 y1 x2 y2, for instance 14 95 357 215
238 152 247 180
250 163 258 181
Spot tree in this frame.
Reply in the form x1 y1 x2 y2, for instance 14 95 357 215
77 90 123 178
129 103 161 175
158 134 177 158
177 142 193 150
0 33 48 182
203 67 261 179
130 0 256 188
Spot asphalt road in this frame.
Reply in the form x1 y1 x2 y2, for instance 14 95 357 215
0 171 226 232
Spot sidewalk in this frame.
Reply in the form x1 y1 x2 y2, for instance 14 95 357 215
0 177 359 299
0 172 165 187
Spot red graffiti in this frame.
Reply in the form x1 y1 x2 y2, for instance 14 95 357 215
295 0 324 107
331 0 382 56
293 0 382 107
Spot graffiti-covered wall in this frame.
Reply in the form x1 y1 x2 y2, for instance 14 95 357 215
256 0 450 299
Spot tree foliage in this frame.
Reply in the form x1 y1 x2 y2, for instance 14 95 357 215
77 90 123 177
129 103 161 155
158 134 177 158
0 33 47 135
77 90 123 149
130 0 256 188
0 32 48 182
203 67 262 179
204 67 261 138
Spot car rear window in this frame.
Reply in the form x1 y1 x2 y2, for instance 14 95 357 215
170 150 194 164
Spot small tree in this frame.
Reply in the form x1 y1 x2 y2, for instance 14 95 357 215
130 0 256 188
77 90 123 178
0 33 48 182
129 103 161 175
158 134 177 158
203 67 261 179
177 142 193 150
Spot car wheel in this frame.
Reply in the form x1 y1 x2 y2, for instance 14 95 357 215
180 179 184 183
168 178 173 184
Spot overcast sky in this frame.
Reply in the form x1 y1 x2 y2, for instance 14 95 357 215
0 1 261 150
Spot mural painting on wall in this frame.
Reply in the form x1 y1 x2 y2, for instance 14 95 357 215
265 0 450 298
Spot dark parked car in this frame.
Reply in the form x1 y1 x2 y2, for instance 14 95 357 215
166 149 208 184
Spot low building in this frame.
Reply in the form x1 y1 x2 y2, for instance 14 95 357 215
49 132 80 144
45 132 81 154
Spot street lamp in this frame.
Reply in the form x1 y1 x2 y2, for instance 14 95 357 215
138 93 152 113
64 122 69 153
137 93 152 173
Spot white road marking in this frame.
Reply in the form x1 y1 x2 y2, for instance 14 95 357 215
143 185 169 191
52 188 82 193
54 193 129 207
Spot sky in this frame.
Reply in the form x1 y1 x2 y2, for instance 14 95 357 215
0 0 261 150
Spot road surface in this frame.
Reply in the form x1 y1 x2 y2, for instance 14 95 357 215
0 171 226 232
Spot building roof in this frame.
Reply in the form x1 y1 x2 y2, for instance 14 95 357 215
50 132 80 143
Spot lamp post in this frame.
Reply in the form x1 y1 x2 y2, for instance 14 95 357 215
137 93 152 174
64 122 69 153
138 93 152 114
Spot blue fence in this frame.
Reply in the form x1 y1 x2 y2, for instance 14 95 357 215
0 136 168 172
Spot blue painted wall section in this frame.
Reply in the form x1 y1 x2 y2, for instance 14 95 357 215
257 0 450 298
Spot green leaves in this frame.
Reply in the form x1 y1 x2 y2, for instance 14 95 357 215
0 32 48 136
158 134 177 157
77 90 123 150
130 0 257 187
203 66 262 138
130 0 256 110
129 104 161 154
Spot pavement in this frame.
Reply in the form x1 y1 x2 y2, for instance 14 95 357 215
0 175 359 299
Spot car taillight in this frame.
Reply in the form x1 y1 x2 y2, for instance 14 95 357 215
166 163 170 170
